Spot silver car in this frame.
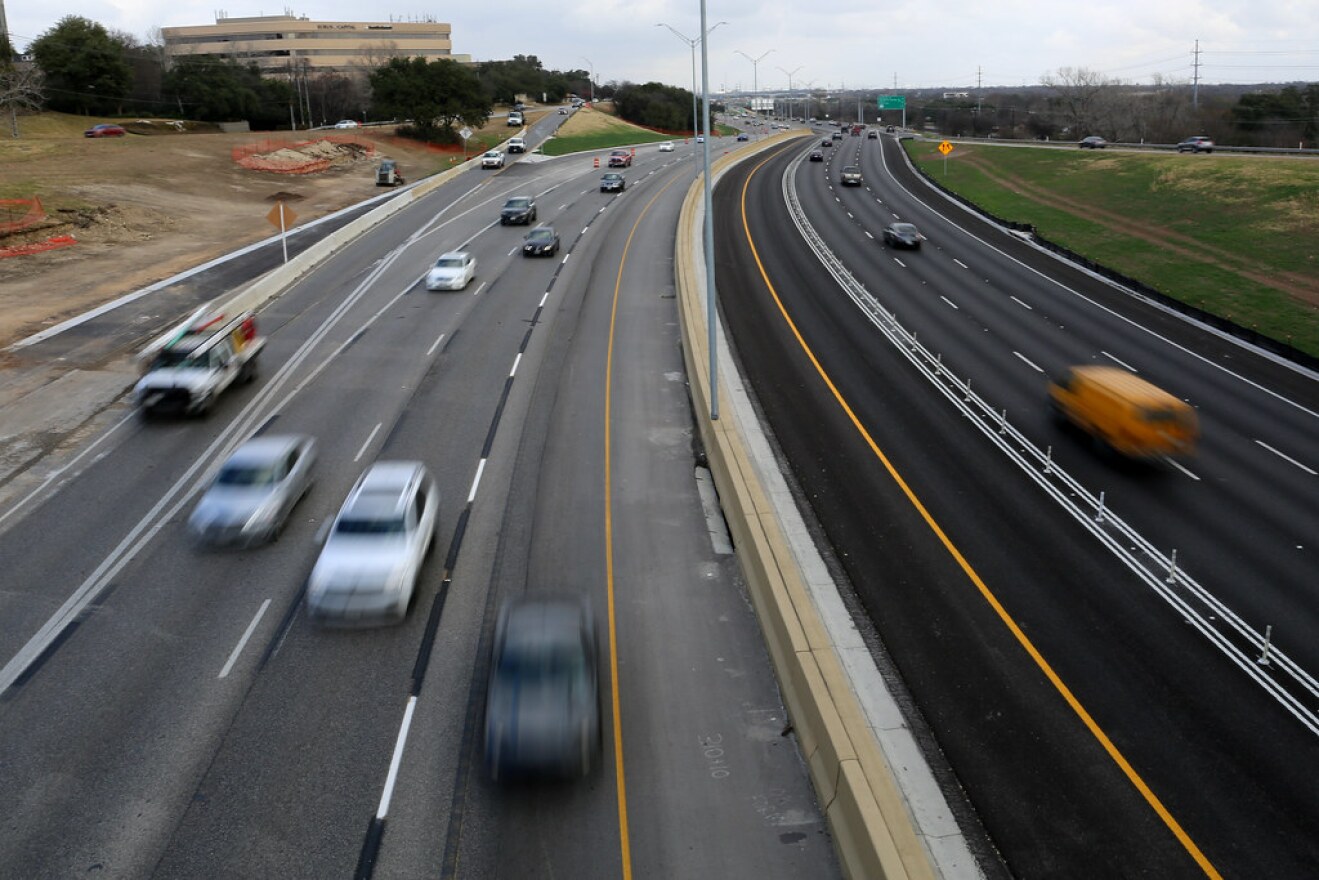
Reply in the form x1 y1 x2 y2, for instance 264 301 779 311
307 461 438 625
426 251 476 290
188 434 317 546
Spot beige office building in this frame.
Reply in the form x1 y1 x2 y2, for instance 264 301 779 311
162 14 466 76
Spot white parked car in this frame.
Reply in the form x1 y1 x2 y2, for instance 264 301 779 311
482 150 505 168
307 461 439 625
334 119 359 129
658 141 675 152
426 251 476 291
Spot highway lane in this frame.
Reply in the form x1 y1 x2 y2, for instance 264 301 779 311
714 134 1318 877
0 138 837 878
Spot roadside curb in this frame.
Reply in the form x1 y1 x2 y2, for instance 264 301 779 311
673 132 964 879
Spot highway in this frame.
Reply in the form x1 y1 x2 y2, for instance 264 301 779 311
712 127 1319 877
0 118 839 878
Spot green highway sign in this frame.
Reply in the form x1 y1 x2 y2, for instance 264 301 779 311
878 95 906 110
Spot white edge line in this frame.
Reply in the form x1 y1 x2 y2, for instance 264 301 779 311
218 599 272 679
375 696 418 819
954 258 969 269
940 296 959 309
1166 458 1203 481
354 423 383 462
426 333 446 358
1010 295 1034 310
468 458 486 503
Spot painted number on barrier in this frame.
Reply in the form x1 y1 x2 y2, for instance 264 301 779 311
699 733 731 779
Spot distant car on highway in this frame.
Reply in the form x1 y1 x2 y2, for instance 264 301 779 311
188 434 316 546
484 595 601 780
600 171 625 193
840 165 863 186
809 150 824 162
821 138 832 147
1079 136 1108 149
559 107 569 115
482 150 505 168
1177 136 1215 153
426 251 477 291
608 149 632 167
500 196 537 225
84 123 126 138
522 225 561 257
695 135 705 143
736 133 749 141
658 141 675 152
307 461 438 625
831 130 843 141
867 129 878 139
334 120 359 129
507 137 526 153
882 222 922 249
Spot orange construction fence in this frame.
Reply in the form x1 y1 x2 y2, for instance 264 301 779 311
0 197 46 234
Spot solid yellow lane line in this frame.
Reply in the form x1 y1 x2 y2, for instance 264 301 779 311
736 152 1222 879
604 173 682 880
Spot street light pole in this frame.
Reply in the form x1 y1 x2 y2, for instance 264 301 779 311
658 21 726 147
734 49 774 119
777 65 802 119
701 0 719 419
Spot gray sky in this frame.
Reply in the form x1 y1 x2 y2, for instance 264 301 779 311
7 0 1317 91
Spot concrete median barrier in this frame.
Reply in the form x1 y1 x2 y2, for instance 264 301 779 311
674 132 962 879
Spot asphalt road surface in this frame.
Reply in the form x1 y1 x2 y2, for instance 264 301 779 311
712 130 1319 877
0 128 839 878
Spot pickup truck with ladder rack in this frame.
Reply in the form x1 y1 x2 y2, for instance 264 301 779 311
133 307 265 416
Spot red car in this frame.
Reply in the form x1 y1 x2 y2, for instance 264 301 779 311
84 124 127 138
607 149 632 168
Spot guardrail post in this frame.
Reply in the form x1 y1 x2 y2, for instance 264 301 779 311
1044 445 1052 474
1257 625 1274 666
1166 548 1179 584
963 379 972 402
1095 491 1105 523
998 409 1008 434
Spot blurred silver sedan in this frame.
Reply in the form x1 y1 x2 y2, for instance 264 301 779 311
485 595 601 780
306 461 438 625
188 434 317 546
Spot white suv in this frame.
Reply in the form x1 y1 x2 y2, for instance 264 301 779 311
507 137 526 153
482 150 505 169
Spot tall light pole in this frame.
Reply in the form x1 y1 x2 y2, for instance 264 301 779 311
657 20 726 145
777 65 802 120
734 49 774 119
701 0 719 418
581 56 595 103
799 80 815 120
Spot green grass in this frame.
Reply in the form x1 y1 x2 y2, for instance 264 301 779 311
540 129 676 156
904 139 1319 357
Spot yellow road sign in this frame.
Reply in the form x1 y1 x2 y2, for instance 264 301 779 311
266 201 297 229
938 140 953 156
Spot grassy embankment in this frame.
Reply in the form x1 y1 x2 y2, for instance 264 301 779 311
540 106 737 156
904 139 1319 358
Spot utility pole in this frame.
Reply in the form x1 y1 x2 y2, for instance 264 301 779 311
1192 39 1201 110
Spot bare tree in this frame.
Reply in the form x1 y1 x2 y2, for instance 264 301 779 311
0 62 45 138
1041 67 1117 137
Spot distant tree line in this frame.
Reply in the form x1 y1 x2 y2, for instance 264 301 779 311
612 82 696 132
2 15 603 136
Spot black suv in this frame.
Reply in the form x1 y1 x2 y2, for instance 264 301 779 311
600 172 626 193
500 196 537 225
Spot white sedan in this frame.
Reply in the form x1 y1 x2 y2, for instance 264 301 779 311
481 150 505 168
334 119 359 129
426 251 476 291
658 141 675 152
307 462 439 625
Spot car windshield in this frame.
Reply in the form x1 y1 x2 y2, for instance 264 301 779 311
435 257 464 269
893 224 917 234
335 515 406 535
216 464 278 486
603 174 620 181
527 229 555 242
505 198 530 208
497 641 586 688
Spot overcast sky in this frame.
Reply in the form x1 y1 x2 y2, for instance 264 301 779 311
6 0 1317 91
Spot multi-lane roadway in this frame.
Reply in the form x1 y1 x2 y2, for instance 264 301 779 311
0 116 839 878
714 124 1318 877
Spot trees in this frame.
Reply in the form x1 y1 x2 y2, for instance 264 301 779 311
30 16 132 115
613 81 693 131
162 55 291 127
369 57 490 142
1041 67 1116 137
1 44 45 137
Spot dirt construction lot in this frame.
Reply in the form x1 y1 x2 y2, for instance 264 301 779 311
0 116 473 350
